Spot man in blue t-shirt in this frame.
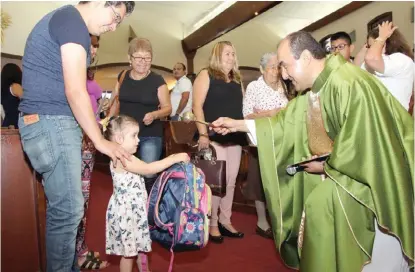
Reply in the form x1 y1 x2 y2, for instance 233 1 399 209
18 2 135 271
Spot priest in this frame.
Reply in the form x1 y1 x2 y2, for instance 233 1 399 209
211 31 413 272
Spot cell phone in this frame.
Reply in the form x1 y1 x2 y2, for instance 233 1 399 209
286 153 330 175
101 91 112 99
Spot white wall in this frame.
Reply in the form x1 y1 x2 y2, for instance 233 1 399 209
1 1 186 70
312 1 414 56
1 1 75 56
194 20 282 73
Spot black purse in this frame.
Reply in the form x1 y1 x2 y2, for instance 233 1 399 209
191 144 226 197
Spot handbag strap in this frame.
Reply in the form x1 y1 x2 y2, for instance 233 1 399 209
118 69 128 86
106 70 129 116
191 144 218 161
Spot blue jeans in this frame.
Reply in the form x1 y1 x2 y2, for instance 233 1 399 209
19 115 83 272
137 136 163 178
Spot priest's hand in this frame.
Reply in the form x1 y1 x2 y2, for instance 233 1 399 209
301 155 325 175
211 117 249 135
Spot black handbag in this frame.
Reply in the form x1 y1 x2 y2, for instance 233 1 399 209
191 144 226 197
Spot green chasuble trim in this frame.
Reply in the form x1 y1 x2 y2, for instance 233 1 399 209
255 54 414 271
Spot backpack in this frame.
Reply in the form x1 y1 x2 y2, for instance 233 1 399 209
147 162 212 272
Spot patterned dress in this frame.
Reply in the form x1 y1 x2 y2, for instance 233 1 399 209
105 164 152 257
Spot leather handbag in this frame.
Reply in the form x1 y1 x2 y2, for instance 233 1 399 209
191 144 226 197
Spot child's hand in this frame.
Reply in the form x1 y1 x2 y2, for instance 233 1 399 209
170 153 190 163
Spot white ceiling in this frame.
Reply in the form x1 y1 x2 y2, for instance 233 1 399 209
126 1 351 41
256 1 351 38
133 1 220 26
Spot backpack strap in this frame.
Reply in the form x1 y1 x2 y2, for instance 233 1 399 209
152 171 176 231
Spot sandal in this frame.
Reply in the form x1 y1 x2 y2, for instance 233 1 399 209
79 251 109 270
82 251 100 259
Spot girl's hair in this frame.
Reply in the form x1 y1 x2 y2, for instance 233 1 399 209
103 115 138 140
207 41 241 84
367 27 414 59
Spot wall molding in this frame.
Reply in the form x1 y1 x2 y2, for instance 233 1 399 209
2 53 260 73
302 1 372 32
1 52 22 60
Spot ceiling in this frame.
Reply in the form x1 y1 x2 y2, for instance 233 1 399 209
125 1 351 41
257 1 351 38
1 1 355 70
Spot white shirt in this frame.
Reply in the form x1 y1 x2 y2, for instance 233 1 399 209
170 75 193 116
243 76 289 117
0 104 5 124
362 53 414 110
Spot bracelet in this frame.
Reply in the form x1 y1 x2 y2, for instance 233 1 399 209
199 132 209 138
375 37 386 44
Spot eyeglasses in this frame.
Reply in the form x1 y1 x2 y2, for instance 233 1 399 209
330 43 348 52
109 5 122 26
266 65 279 71
130 55 152 63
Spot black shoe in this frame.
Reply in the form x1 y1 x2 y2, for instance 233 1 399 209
218 223 244 238
209 234 224 244
255 226 273 240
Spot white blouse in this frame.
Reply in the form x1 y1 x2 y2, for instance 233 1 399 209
243 76 289 117
362 52 414 110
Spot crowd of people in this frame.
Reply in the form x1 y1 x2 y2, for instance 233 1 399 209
2 1 413 271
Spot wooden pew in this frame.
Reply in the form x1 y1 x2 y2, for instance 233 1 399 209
1 128 46 271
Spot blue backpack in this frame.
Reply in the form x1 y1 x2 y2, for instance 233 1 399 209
147 162 212 271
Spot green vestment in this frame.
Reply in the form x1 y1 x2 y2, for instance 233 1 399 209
255 54 414 271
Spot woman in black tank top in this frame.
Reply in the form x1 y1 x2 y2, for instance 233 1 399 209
193 41 247 243
108 38 172 193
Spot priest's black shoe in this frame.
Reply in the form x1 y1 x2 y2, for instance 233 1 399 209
218 223 244 238
209 234 224 243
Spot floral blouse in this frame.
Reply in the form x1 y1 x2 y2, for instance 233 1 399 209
243 76 289 117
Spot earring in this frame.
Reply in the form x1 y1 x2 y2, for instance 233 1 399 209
129 62 132 67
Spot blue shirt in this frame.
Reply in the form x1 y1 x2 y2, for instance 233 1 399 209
19 5 90 116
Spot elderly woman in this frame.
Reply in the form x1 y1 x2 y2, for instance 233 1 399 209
108 38 171 193
242 52 289 239
193 41 247 243
354 21 414 111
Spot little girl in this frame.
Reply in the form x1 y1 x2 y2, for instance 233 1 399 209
103 115 190 272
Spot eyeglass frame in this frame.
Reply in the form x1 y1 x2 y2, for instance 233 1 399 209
109 5 122 26
330 43 349 52
130 55 152 63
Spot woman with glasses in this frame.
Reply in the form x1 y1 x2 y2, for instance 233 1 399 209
108 38 172 193
242 52 289 240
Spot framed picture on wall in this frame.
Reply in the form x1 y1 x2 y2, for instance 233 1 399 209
367 12 392 32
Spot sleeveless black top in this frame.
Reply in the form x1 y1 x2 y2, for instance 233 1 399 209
2 87 20 128
118 70 166 137
202 73 248 146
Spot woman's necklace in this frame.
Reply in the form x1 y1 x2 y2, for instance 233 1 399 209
130 70 150 80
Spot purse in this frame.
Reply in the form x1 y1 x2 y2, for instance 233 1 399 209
191 144 226 197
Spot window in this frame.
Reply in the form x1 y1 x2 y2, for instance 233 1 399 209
367 12 392 33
